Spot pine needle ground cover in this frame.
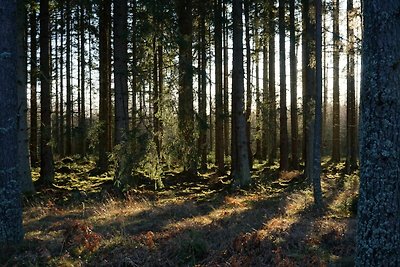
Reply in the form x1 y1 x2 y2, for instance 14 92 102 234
4 159 357 266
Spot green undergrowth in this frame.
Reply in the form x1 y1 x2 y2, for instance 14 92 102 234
5 159 358 266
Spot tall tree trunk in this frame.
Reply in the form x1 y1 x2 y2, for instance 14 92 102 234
345 0 357 173
254 3 261 160
131 0 137 128
39 0 55 184
29 4 38 165
215 0 225 173
0 0 24 246
244 0 253 168
114 0 129 145
17 0 34 193
331 0 340 162
176 0 196 173
268 0 277 164
312 0 323 208
357 1 400 264
199 3 208 171
59 2 65 156
223 0 229 157
322 0 328 155
261 8 269 159
65 0 72 155
289 0 298 169
97 0 112 171
279 0 288 170
302 0 309 166
232 0 251 186
79 2 86 157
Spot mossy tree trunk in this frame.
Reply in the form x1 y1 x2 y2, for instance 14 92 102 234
356 1 400 265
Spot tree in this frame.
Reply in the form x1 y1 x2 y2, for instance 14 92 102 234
79 1 87 157
17 0 34 193
97 0 112 171
215 0 225 173
65 0 72 155
356 1 400 265
232 0 251 186
331 0 340 162
114 0 129 145
244 0 253 168
345 0 357 172
39 0 55 184
289 0 298 169
279 0 288 170
29 2 39 165
268 0 277 164
176 0 196 173
0 0 25 246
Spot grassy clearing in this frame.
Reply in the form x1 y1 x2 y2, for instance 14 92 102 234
4 159 358 266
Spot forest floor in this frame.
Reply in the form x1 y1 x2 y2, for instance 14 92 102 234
3 158 358 267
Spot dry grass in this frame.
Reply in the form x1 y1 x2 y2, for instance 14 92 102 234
4 160 358 266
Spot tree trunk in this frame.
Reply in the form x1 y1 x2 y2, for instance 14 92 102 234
97 0 112 171
356 1 400 264
331 0 340 162
59 2 65 156
79 2 86 157
244 0 253 169
114 0 129 146
345 0 357 173
289 0 298 169
215 0 225 173
39 0 55 184
0 0 24 246
223 0 229 157
65 0 72 155
29 3 38 166
279 0 288 170
232 0 251 186
199 3 208 171
176 0 196 173
268 0 277 164
17 0 34 193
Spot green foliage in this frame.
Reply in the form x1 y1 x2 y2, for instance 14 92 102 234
87 121 103 153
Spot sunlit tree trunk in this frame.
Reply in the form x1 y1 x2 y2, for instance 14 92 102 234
356 1 400 264
223 0 230 157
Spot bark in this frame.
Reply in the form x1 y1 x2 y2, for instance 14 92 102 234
17 0 34 193
268 0 277 164
176 0 196 173
244 0 253 169
345 0 357 173
279 0 288 170
29 3 38 166
65 0 72 155
289 0 298 169
215 0 225 173
114 0 129 146
0 0 24 246
332 0 340 162
232 0 251 186
199 4 208 171
261 10 268 159
356 1 400 265
59 2 65 156
97 0 112 171
39 0 55 184
223 0 229 157
79 2 86 157
131 0 137 128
